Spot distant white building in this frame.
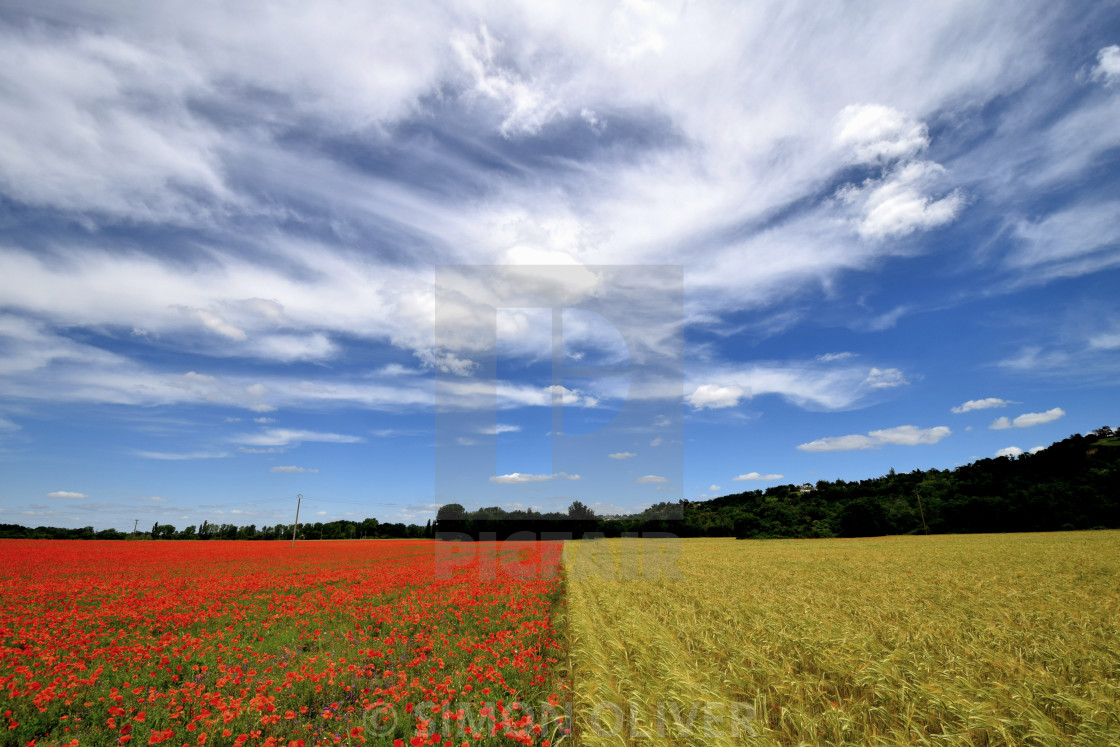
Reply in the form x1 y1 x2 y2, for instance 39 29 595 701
797 483 816 493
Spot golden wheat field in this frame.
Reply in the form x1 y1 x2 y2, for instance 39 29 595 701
561 532 1120 746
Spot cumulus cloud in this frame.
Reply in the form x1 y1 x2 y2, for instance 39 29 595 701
685 384 746 410
797 425 950 451
842 161 966 241
608 451 636 459
835 104 930 164
46 491 88 499
952 397 1013 413
489 472 581 484
635 475 668 484
732 472 784 481
270 465 319 473
995 446 1023 458
989 408 1065 429
1029 445 1046 454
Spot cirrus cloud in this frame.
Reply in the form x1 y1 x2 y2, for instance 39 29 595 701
46 490 88 499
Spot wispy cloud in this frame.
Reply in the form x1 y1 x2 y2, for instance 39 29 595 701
270 465 319 473
635 475 668 484
608 451 636 459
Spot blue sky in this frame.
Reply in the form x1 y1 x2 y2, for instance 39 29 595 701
1 0 1118 531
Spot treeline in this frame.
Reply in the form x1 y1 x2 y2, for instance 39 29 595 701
0 517 434 541
434 426 1120 539
3 427 1116 542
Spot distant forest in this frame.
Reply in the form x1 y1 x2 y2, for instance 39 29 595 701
3 427 1117 541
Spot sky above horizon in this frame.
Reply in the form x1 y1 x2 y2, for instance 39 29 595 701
1 0 1118 532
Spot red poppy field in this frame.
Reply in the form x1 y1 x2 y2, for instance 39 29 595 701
0 541 568 747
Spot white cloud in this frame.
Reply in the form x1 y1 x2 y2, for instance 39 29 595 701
0 416 19 431
608 451 636 459
835 104 929 164
868 425 952 446
253 417 275 424
46 491 88 499
1089 331 1120 350
489 472 581 484
1010 408 1066 428
233 428 363 447
796 434 882 452
416 349 478 377
1092 45 1120 84
133 450 230 460
709 484 721 491
451 24 561 138
997 346 1071 371
479 423 521 435
686 358 911 413
0 0 1091 425
685 384 746 410
990 408 1065 429
952 397 1013 413
995 446 1023 458
635 475 668 484
1008 203 1120 273
1029 445 1046 454
863 367 909 389
816 352 855 362
842 161 966 241
191 309 247 341
271 465 319 473
797 425 950 452
732 472 784 481
649 437 663 447
144 496 168 502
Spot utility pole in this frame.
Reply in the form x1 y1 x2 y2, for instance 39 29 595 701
291 494 302 547
133 519 138 536
915 487 929 535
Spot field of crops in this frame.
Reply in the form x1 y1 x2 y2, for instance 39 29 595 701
564 532 1120 746
0 540 567 747
3 532 1118 747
